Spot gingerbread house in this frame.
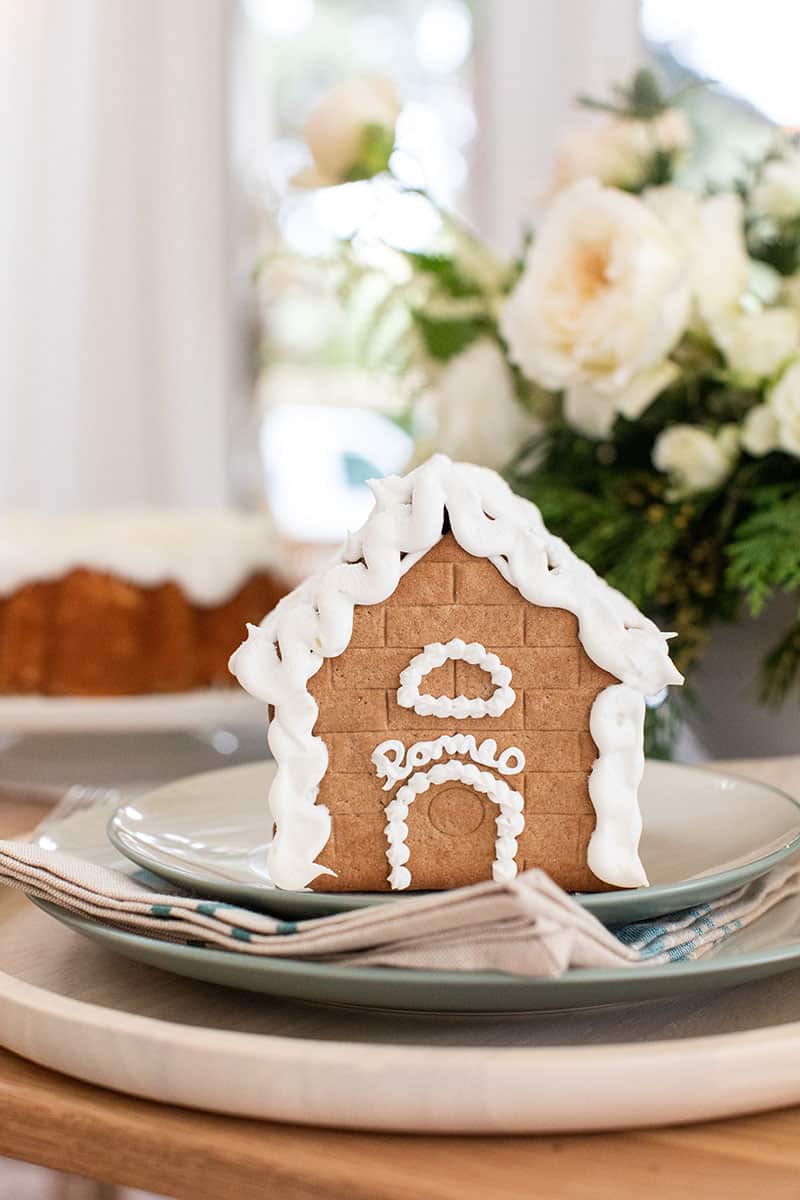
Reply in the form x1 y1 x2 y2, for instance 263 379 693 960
230 456 682 894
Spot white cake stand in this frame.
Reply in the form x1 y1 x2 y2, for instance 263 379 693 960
0 690 268 792
0 689 265 735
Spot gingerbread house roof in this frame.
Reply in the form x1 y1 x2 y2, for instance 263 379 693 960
230 455 682 890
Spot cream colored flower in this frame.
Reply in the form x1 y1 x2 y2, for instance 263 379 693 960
652 424 739 498
645 187 749 326
712 307 799 380
564 360 680 439
550 108 692 193
741 404 780 456
293 77 401 188
752 155 800 221
770 359 800 456
500 180 690 395
432 340 539 469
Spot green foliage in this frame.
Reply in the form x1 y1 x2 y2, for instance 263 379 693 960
510 424 743 686
345 123 396 181
747 218 800 277
410 310 492 361
727 485 800 614
402 252 483 298
577 66 703 121
508 421 800 727
578 68 667 119
510 468 680 614
626 68 667 119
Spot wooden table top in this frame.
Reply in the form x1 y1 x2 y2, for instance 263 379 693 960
3 778 800 1199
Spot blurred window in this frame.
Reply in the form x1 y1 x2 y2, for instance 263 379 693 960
234 0 476 544
641 1 784 189
236 0 476 252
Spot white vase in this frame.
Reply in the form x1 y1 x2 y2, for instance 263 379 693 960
677 595 800 761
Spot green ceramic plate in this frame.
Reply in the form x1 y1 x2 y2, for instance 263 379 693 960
32 896 800 1013
107 760 800 925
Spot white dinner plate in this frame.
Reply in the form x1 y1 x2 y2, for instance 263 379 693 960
7 831 800 1128
107 760 800 925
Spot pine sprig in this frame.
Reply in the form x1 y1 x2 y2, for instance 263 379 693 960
511 471 680 613
726 485 800 614
507 423 756 688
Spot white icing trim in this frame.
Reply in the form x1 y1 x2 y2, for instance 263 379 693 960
383 761 525 891
587 684 649 888
0 510 282 606
396 639 515 719
229 455 683 891
372 734 525 791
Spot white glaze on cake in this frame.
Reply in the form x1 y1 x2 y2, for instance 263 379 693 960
0 511 281 607
229 454 683 892
397 639 515 719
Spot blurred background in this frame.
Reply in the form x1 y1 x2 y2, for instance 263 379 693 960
2 3 800 1195
2 0 792 545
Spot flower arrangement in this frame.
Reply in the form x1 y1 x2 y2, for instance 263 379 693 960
287 71 800 727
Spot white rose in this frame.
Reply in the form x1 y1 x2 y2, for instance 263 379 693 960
752 155 800 221
432 339 539 469
500 180 690 394
652 424 739 498
564 360 680 439
741 403 780 456
645 187 749 325
712 307 799 380
770 359 800 456
293 77 401 188
550 108 691 193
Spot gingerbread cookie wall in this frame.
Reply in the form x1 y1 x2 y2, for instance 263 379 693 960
308 535 616 892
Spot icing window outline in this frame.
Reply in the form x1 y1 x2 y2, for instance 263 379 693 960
396 638 516 719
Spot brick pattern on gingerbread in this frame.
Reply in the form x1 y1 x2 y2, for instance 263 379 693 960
309 534 616 893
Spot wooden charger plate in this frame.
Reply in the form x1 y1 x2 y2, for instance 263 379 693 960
5 872 800 1131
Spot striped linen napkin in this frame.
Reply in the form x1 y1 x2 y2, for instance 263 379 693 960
1 820 798 975
0 837 636 975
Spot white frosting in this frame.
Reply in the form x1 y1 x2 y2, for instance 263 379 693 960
372 733 525 791
229 454 683 891
0 510 281 606
382 760 525 890
397 639 516 719
587 684 649 888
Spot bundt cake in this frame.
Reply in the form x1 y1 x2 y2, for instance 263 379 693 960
0 511 287 696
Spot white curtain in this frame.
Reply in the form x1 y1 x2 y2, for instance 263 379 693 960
0 0 235 510
474 0 642 249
